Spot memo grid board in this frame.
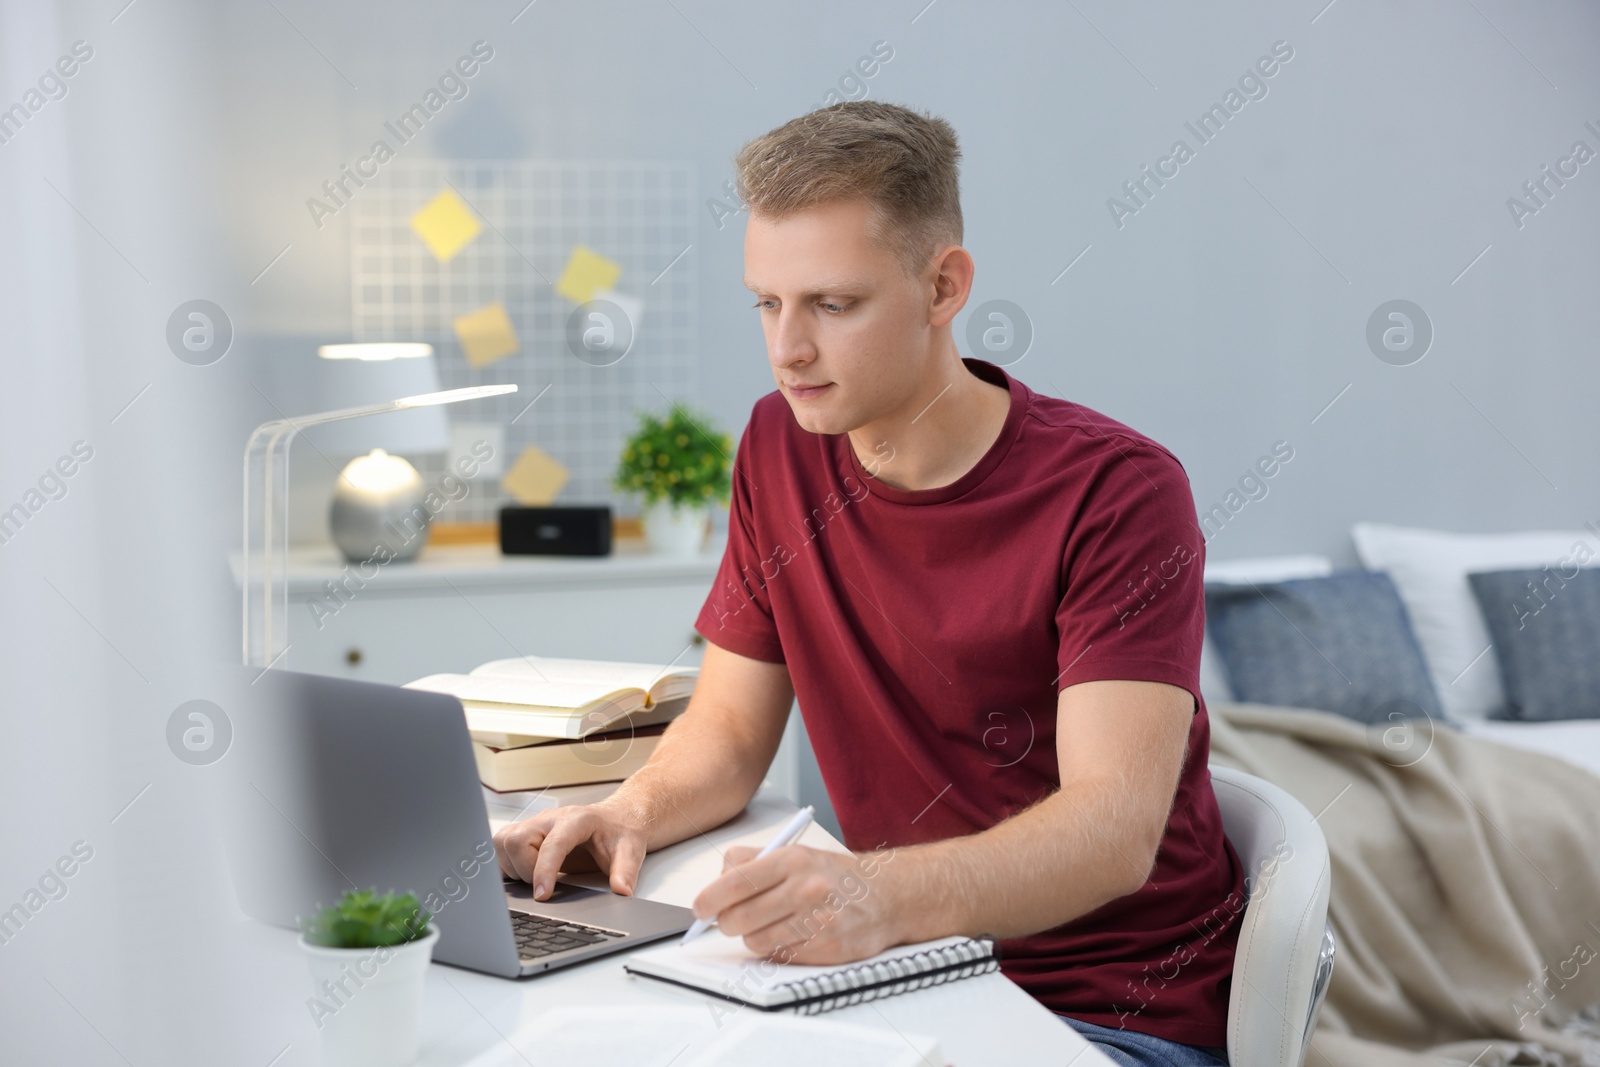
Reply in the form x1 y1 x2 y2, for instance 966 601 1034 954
349 160 697 521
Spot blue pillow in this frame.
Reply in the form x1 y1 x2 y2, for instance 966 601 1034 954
1467 566 1600 721
1204 570 1444 723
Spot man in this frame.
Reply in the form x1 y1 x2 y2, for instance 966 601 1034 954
494 101 1243 1066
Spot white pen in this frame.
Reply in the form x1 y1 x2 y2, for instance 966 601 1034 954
681 804 815 944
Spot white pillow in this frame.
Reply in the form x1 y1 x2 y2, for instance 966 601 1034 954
1199 555 1334 706
1352 522 1600 721
1203 555 1334 586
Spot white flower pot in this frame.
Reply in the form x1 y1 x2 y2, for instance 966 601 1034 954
642 500 709 556
300 927 439 1067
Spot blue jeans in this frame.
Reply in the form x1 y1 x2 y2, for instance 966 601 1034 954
1056 1014 1230 1067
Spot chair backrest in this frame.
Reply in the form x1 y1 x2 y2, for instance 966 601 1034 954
1209 765 1334 1067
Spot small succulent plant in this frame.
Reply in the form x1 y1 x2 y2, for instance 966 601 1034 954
301 889 431 949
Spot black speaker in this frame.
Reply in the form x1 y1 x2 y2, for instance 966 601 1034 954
499 506 613 556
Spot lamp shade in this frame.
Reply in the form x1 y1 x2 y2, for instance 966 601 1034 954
298 343 451 457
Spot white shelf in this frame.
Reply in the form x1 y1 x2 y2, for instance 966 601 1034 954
228 537 727 596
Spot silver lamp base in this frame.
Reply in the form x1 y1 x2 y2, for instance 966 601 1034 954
329 451 431 564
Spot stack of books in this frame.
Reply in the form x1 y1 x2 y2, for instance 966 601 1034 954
403 657 696 792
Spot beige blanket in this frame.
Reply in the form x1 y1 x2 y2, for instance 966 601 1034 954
1208 703 1600 1067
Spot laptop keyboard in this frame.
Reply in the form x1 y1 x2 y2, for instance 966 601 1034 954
511 911 627 960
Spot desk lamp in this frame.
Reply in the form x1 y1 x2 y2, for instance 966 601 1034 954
243 381 516 668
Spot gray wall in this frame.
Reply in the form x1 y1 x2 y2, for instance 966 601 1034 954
207 0 1600 563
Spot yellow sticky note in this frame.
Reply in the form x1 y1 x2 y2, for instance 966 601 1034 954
453 302 520 368
501 446 569 505
410 189 482 263
555 245 622 305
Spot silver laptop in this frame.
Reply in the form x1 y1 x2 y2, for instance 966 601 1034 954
211 665 694 978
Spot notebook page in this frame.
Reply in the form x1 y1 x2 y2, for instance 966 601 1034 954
510 1006 940 1067
688 1015 942 1067
514 1005 717 1066
627 929 978 1004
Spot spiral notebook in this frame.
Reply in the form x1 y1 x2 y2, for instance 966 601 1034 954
622 930 1000 1015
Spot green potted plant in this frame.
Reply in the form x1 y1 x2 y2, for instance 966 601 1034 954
299 889 439 1067
614 404 733 556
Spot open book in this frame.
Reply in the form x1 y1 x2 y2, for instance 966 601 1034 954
403 657 697 741
470 696 688 751
624 930 999 1015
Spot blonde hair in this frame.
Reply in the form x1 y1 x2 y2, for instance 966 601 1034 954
734 101 963 276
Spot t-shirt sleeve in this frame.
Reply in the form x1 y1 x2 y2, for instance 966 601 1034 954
693 425 786 664
1054 441 1206 710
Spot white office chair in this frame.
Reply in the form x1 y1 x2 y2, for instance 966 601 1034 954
1210 765 1336 1067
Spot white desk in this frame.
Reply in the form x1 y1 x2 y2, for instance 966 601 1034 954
371 783 1108 1065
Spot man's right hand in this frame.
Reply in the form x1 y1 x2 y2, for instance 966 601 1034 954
492 801 648 902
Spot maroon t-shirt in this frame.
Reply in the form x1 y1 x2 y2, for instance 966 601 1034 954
693 358 1245 1047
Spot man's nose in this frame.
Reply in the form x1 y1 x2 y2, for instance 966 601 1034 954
767 308 817 371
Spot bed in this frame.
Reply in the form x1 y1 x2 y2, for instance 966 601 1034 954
1200 523 1600 1066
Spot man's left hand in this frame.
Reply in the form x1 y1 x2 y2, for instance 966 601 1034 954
691 843 900 965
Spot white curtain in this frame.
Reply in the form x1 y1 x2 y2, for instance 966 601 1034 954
1 4 274 1062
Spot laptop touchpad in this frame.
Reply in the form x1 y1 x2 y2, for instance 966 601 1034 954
504 879 603 908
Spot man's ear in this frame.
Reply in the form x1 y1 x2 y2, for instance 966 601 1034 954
926 244 974 329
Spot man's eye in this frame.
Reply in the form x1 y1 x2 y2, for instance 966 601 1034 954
752 299 774 310
820 302 849 314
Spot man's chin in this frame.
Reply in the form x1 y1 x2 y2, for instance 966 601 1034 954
784 400 851 436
